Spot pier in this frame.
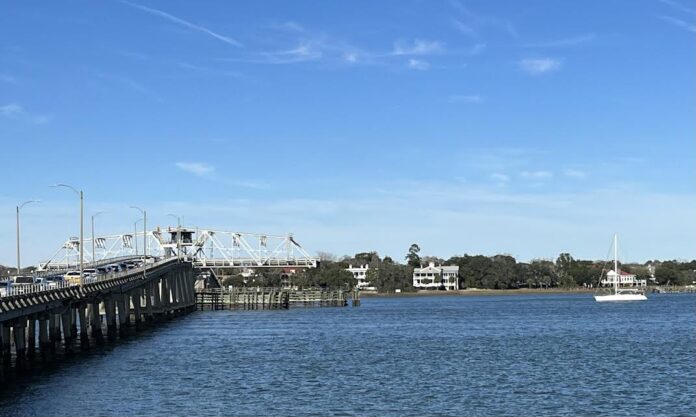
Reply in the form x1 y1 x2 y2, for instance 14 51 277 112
195 287 360 310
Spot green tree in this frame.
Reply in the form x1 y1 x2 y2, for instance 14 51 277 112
405 244 421 267
368 262 413 292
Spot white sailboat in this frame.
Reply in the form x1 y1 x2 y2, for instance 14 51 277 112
594 234 647 302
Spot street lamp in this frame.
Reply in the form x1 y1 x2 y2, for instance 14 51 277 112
134 218 143 255
91 211 104 263
130 206 147 261
167 213 180 227
16 200 39 276
52 184 84 286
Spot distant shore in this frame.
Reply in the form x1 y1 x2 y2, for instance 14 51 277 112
360 288 597 297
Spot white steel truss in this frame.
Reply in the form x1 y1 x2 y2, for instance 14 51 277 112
39 228 318 270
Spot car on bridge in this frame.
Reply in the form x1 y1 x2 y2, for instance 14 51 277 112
64 271 81 285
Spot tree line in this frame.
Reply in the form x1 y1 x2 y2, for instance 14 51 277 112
204 243 696 291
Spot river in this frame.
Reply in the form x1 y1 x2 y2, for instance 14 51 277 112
0 293 694 416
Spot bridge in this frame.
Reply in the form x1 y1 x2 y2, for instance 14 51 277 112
0 226 320 368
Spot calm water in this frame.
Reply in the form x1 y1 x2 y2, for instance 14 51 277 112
0 293 694 416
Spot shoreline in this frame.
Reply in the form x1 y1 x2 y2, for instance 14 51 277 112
360 288 599 297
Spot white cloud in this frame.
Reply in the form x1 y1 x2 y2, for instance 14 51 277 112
0 103 51 124
519 58 562 75
658 0 696 15
490 173 510 184
175 162 215 176
564 169 588 179
393 39 443 55
659 16 696 33
407 59 430 70
520 170 553 180
121 0 243 47
0 103 24 118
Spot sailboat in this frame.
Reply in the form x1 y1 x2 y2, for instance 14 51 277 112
594 234 647 302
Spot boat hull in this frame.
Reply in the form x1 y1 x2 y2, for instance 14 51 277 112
594 294 647 302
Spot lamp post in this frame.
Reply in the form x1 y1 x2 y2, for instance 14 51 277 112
52 184 83 286
16 200 39 276
134 218 143 255
130 206 147 261
91 211 103 263
167 213 180 227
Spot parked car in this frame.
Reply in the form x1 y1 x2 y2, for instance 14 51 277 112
83 268 97 277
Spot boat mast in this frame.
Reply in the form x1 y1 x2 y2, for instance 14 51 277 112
614 234 619 294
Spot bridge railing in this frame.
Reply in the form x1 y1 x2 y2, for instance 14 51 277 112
0 257 180 299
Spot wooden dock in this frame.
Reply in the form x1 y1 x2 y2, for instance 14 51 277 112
195 287 359 310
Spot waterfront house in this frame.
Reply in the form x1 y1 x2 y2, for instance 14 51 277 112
346 264 376 291
601 269 647 287
413 262 459 290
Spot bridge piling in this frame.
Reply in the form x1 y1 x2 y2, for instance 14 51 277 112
105 298 117 339
12 322 26 362
90 301 102 337
77 306 88 344
1 324 10 364
38 316 50 359
132 289 142 328
27 316 36 357
60 311 74 353
70 308 77 339
49 314 60 352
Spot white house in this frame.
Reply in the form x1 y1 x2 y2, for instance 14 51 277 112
601 269 647 288
346 264 376 291
413 262 459 291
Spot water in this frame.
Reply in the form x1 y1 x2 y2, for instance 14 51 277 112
1 293 694 416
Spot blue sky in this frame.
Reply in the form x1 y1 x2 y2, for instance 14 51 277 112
1 0 694 266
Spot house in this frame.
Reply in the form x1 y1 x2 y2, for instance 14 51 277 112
413 262 459 290
601 269 647 288
346 264 376 291
280 267 299 290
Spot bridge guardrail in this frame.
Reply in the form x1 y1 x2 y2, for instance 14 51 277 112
1 257 180 299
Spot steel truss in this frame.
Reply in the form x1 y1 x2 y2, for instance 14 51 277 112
39 228 318 270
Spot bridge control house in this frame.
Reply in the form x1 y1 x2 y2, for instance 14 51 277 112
413 262 460 291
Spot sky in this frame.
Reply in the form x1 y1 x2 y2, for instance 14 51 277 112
0 0 694 267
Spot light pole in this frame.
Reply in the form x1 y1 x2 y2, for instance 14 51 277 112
167 213 180 227
16 200 39 276
134 218 143 255
53 184 84 286
130 206 147 261
91 211 103 263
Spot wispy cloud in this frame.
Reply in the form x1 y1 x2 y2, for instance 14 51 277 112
449 94 483 103
519 58 562 75
449 0 519 38
0 103 51 124
490 173 510 184
393 39 444 55
121 0 243 47
659 0 696 15
524 33 597 48
0 74 16 84
564 169 588 179
175 162 215 177
407 59 430 70
659 16 696 32
520 170 553 180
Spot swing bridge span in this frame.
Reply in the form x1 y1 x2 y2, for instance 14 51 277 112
39 227 319 271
